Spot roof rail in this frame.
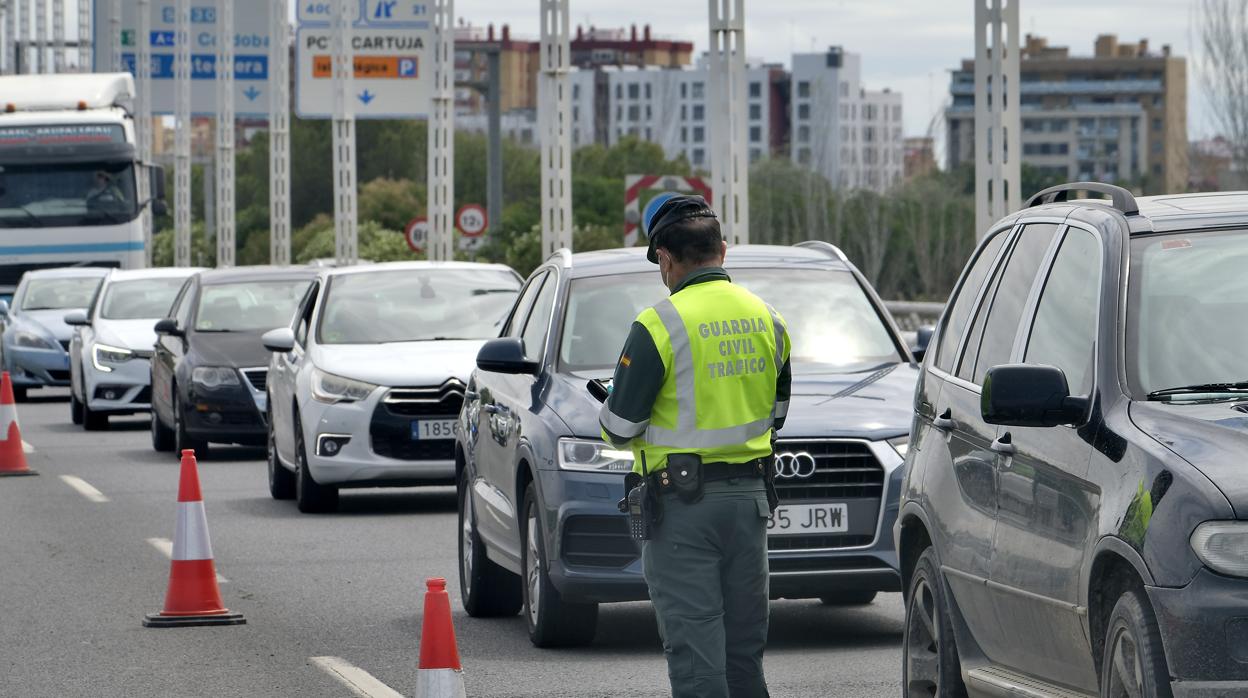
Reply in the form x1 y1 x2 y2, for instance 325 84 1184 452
794 240 849 263
548 248 573 268
1025 181 1139 216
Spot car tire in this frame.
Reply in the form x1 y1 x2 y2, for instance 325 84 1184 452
172 391 207 459
70 393 84 425
458 473 522 617
267 411 295 500
294 412 337 513
521 482 598 647
12 386 27 402
1101 588 1173 698
903 546 968 698
820 591 877 606
151 405 175 452
83 403 109 431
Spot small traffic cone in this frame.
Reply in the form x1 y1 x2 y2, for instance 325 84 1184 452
143 449 244 628
415 577 466 698
0 372 35 477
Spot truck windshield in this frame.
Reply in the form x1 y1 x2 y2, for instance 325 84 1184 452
1127 229 1248 399
559 268 902 373
0 162 138 227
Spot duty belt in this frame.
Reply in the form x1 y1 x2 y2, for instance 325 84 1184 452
653 458 767 494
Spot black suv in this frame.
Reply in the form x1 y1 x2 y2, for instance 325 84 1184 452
457 244 923 647
896 183 1248 697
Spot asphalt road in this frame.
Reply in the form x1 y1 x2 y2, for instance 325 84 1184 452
0 389 905 698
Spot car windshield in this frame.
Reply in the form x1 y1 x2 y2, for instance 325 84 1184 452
99 277 187 320
317 269 520 344
0 162 138 227
559 268 901 373
20 276 102 310
1127 229 1248 398
195 280 311 332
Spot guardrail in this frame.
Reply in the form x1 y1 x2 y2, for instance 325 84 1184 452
885 301 944 332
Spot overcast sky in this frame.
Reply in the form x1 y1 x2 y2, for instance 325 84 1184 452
463 0 1211 141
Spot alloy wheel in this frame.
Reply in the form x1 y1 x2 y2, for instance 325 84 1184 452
460 487 474 599
526 509 541 627
905 576 940 697
1106 626 1145 698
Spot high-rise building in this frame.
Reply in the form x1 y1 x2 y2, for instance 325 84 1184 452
790 47 904 193
946 34 1188 194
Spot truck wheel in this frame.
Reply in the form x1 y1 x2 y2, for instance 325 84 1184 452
1101 589 1173 698
820 591 877 606
521 482 598 647
294 413 337 513
903 546 967 697
459 473 522 617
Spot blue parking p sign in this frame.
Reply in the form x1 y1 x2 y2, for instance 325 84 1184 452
398 58 417 77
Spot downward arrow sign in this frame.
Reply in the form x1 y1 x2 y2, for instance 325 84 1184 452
358 90 376 105
242 86 261 101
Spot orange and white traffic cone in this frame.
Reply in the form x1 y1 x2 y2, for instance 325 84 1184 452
143 449 244 628
415 577 466 698
0 371 35 477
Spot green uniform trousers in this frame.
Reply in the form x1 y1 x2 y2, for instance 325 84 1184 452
642 478 771 698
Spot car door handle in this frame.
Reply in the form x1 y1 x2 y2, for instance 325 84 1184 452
932 408 955 431
990 432 1017 456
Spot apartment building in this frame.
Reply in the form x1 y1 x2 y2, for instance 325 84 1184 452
946 34 1188 194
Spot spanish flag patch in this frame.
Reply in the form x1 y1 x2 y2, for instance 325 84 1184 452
620 355 631 368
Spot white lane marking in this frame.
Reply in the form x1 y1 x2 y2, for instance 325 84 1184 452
58 475 109 503
146 537 228 584
310 657 405 698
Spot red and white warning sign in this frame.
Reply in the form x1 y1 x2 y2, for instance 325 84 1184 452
623 175 712 247
405 217 428 253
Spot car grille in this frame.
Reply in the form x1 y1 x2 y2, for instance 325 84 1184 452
768 439 884 552
241 368 267 393
134 385 151 403
561 515 637 569
368 380 464 461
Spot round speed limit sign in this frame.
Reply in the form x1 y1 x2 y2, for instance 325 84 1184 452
405 217 429 253
455 204 488 238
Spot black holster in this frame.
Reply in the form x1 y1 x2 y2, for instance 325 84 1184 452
664 453 704 504
619 472 661 541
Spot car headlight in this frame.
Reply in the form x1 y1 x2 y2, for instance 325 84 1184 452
310 367 377 404
91 343 133 372
1191 521 1248 578
191 366 241 389
887 435 910 457
558 438 634 473
12 330 56 350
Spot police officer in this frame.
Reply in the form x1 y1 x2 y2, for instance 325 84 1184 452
599 193 791 698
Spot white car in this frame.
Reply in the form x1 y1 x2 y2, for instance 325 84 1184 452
66 267 201 429
262 261 522 513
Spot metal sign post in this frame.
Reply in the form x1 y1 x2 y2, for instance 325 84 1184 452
215 0 235 267
269 0 291 265
51 0 62 71
330 0 357 266
173 0 191 267
974 0 1020 238
538 0 572 257
426 0 453 261
137 0 152 265
708 0 749 245
35 0 45 73
76 0 88 70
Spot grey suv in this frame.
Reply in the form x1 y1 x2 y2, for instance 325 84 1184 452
457 243 922 647
896 183 1248 697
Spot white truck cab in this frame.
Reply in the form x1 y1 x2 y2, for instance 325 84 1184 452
0 72 166 298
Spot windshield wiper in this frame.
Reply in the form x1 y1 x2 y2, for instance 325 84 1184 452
1147 382 1248 399
1 206 43 227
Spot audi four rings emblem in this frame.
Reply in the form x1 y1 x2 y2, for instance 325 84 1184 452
774 452 817 479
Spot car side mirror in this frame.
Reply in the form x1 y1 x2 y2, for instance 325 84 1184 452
477 337 539 375
64 310 89 326
982 363 1089 427
153 317 183 337
262 327 296 353
0 299 11 316
150 164 167 202
911 325 935 363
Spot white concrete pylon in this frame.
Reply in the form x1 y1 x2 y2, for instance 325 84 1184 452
268 0 291 266
107 0 119 71
538 0 572 257
76 0 89 70
215 0 236 268
34 0 45 72
330 0 357 266
426 0 454 262
708 0 749 246
137 0 153 266
50 0 62 72
174 0 192 266
974 0 1020 238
